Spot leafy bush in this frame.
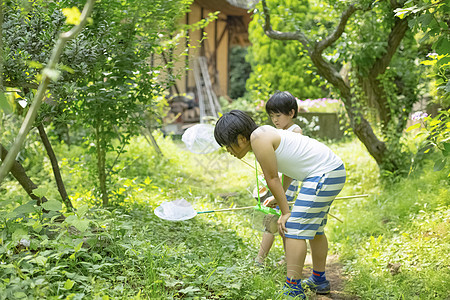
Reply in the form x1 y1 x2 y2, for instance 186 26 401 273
407 109 450 177
229 46 252 100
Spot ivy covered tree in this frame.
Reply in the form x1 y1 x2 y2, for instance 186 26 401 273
256 0 429 175
246 0 329 101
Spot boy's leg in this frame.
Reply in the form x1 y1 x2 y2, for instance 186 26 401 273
285 238 307 279
309 234 328 272
281 237 307 298
302 164 346 294
304 234 330 294
256 232 275 263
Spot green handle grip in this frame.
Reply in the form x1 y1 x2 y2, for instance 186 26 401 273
253 205 281 216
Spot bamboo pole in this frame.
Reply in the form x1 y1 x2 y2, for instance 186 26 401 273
328 212 343 223
287 194 369 204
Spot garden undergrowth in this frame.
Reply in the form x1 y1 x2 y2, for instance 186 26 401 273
1 133 448 299
329 139 450 299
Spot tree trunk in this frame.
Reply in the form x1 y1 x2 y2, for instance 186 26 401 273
141 128 163 156
37 124 73 210
95 125 108 206
0 143 48 205
309 53 388 168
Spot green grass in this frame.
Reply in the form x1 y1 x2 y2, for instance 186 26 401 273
329 139 450 300
0 133 449 299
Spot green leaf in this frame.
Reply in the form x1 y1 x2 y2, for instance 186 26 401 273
430 119 441 127
27 60 44 69
437 56 450 68
418 144 434 154
420 58 435 66
406 123 421 132
434 37 450 55
32 256 48 266
443 142 450 154
178 286 200 294
14 292 27 299
419 31 430 44
33 187 47 198
394 8 408 19
57 63 75 74
64 279 75 290
74 241 83 252
433 158 447 171
65 215 90 232
77 204 89 217
41 200 62 211
418 13 433 27
0 92 12 114
12 228 28 243
13 201 37 215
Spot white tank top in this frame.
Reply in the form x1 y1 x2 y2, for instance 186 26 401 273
274 128 343 181
286 124 301 132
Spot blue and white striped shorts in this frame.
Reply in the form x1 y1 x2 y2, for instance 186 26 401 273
265 180 299 234
285 164 346 240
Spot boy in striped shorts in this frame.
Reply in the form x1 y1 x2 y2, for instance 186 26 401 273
214 105 346 299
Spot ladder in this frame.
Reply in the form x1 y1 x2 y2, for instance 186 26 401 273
193 56 222 123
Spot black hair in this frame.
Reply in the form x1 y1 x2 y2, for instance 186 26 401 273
214 110 259 147
266 91 298 118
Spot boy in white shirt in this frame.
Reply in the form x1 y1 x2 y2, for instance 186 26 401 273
214 108 345 298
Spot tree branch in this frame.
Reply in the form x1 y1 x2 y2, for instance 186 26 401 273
0 1 4 91
0 143 49 205
37 124 73 210
370 17 409 78
316 4 357 53
0 0 96 184
261 0 311 50
4 80 39 90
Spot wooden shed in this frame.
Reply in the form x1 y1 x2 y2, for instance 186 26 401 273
160 0 257 131
177 0 254 97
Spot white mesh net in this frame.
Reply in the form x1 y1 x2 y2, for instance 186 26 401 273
154 198 197 221
181 124 220 154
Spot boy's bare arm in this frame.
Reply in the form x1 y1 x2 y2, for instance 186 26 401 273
251 131 290 215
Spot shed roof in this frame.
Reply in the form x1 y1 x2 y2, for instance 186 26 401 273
194 0 258 16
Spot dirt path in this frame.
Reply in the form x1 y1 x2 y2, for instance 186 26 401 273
302 254 358 300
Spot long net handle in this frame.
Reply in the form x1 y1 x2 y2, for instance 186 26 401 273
197 205 256 214
256 159 261 208
196 195 369 218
